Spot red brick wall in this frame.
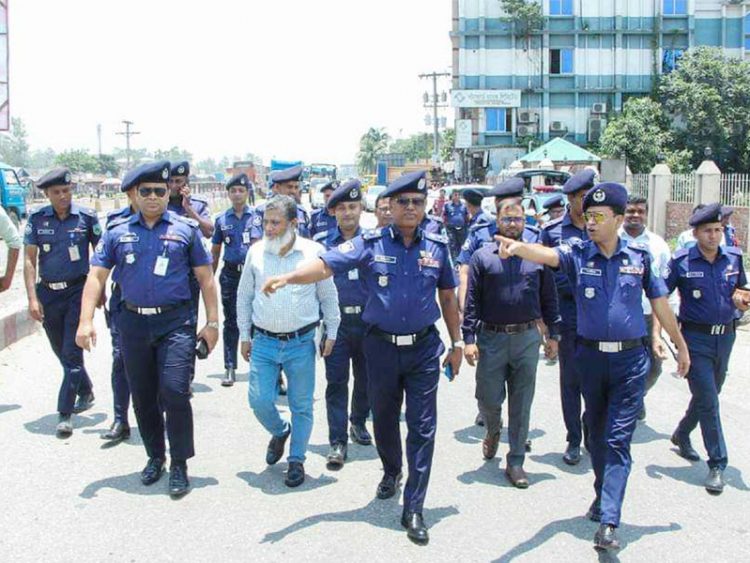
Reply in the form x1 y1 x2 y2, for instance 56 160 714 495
665 202 749 249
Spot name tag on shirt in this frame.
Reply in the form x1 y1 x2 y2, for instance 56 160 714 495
68 245 81 262
374 255 397 264
242 232 251 244
348 269 359 280
37 229 55 235
419 257 440 269
685 272 704 278
221 224 234 231
580 267 602 276
619 266 644 275
154 256 169 276
159 234 182 242
118 234 139 243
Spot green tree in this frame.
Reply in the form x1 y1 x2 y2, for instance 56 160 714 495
96 154 120 176
29 148 57 172
357 127 390 175
113 147 150 168
153 146 193 164
0 117 31 167
389 133 433 162
55 149 98 174
196 157 219 175
441 128 455 162
500 0 543 35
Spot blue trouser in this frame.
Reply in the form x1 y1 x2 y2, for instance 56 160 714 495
324 314 370 445
119 306 196 461
576 343 649 528
37 282 93 415
219 268 241 369
676 329 734 470
363 327 444 514
447 226 467 261
248 331 316 463
559 325 584 447
108 287 130 424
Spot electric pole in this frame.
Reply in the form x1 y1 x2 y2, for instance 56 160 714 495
419 71 450 164
116 120 140 170
96 123 102 156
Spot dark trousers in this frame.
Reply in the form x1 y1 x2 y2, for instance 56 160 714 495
676 329 734 470
559 326 584 447
219 268 241 369
644 314 664 393
37 283 92 415
447 226 467 261
108 289 131 424
363 327 444 513
119 306 196 461
576 344 649 528
324 315 370 445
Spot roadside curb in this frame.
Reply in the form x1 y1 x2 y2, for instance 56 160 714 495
0 307 40 351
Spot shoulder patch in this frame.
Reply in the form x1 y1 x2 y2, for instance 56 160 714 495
726 246 743 256
29 207 47 217
191 194 208 203
673 247 690 260
424 231 449 245
174 215 199 228
78 206 97 217
470 218 493 232
362 228 384 241
541 216 564 231
107 215 131 229
565 236 586 249
429 215 444 224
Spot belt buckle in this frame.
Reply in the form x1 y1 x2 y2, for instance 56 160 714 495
599 341 621 353
140 307 158 315
711 325 725 335
49 282 66 290
237 264 243 271
395 334 414 346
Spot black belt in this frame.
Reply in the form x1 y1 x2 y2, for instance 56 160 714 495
681 321 735 336
481 320 537 335
253 322 318 341
223 262 244 273
40 275 87 291
579 337 645 353
370 325 434 347
124 300 191 316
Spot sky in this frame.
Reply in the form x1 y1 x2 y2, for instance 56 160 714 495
8 0 453 166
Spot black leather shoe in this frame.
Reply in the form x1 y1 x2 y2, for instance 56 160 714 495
671 431 700 462
56 414 73 438
586 498 602 522
326 443 347 468
278 375 287 396
401 511 429 546
285 462 305 488
102 422 130 441
221 368 236 387
376 472 402 499
594 524 620 551
266 426 291 465
141 457 166 486
73 392 95 414
704 468 724 494
563 444 581 466
474 412 485 427
349 424 372 445
169 463 190 497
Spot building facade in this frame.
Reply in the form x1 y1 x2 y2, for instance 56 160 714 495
451 0 750 176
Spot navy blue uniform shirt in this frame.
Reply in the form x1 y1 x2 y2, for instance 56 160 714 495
443 201 469 228
468 211 492 229
310 208 339 242
105 206 137 284
211 205 255 265
168 195 211 229
323 226 368 308
322 226 457 334
457 221 539 265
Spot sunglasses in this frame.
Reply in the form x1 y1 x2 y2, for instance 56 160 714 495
499 217 525 225
138 187 168 198
583 211 611 224
394 197 426 208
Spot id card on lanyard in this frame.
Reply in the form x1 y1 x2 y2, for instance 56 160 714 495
154 241 169 276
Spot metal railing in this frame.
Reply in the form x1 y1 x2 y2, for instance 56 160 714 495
671 173 695 203
628 174 649 198
720 174 750 207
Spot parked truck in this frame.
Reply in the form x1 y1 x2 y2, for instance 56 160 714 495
0 162 27 229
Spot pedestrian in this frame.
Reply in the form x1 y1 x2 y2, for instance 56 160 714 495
251 165 311 242
539 169 592 465
0 205 22 292
463 197 561 488
23 167 101 437
431 188 446 217
374 194 392 228
260 170 463 546
77 160 219 497
309 180 338 242
662 203 748 494
462 188 491 230
495 182 690 552
720 206 738 247
236 195 340 488
210 173 255 387
542 194 565 223
443 190 469 260
320 180 372 468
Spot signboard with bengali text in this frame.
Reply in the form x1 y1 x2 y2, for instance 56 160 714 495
455 119 473 149
450 89 521 108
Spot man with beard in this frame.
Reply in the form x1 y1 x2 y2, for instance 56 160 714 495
463 198 560 488
237 195 340 488
374 194 392 228
251 166 311 241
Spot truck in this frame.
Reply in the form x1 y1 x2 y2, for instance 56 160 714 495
0 162 27 229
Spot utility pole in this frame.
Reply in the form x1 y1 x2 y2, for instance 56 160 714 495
96 123 102 156
116 120 140 170
419 71 450 164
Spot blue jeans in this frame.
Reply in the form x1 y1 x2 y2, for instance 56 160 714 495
248 331 316 464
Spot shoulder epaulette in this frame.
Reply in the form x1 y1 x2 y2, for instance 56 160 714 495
362 228 384 241
424 231 449 245
78 206 97 217
541 216 564 231
525 224 540 234
672 247 689 260
627 241 649 253
726 246 743 256
173 214 200 228
107 215 131 229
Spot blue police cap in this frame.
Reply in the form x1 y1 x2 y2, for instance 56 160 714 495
582 182 628 212
225 173 249 190
270 165 303 185
488 177 524 199
121 160 171 192
37 167 73 190
689 202 724 227
382 170 428 198
170 161 190 177
462 188 484 206
543 194 564 211
327 179 362 209
721 205 734 217
563 169 596 194
320 180 337 192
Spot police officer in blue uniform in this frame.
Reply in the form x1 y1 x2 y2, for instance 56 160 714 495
462 188 491 230
540 169 593 465
261 170 463 546
77 160 220 497
23 167 101 438
251 166 311 241
167 161 214 238
443 190 469 260
720 206 738 247
320 180 372 468
495 182 690 552
211 173 255 387
663 203 747 494
420 211 446 236
542 194 566 223
310 180 338 242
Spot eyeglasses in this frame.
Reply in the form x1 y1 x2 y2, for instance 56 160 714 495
499 217 525 225
394 197 426 208
138 187 168 198
583 211 611 224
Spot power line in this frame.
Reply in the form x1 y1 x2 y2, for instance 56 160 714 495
419 72 450 164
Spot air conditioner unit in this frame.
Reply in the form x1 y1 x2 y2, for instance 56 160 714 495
550 121 567 132
592 103 607 114
517 124 538 136
518 110 538 123
588 118 607 142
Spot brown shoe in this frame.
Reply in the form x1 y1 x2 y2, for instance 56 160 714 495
505 465 529 489
483 431 500 460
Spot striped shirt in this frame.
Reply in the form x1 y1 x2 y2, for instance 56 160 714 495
236 234 340 342
0 207 22 249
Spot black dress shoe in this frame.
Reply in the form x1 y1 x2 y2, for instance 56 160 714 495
56 414 73 438
586 498 602 522
704 467 724 494
221 368 236 387
102 421 130 441
563 444 581 466
278 375 287 396
73 393 95 414
326 443 347 468
285 462 305 488
349 424 372 445
266 426 291 465
141 457 166 486
671 431 700 461
401 511 429 546
169 463 190 497
376 472 402 499
594 524 620 551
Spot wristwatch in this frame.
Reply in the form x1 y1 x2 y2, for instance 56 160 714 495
452 340 465 349
206 321 220 330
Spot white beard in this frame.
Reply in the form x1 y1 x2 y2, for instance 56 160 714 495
265 227 295 255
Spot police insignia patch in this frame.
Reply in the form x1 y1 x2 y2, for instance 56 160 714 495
42 244 51 252
378 275 388 287
24 223 32 235
338 241 355 253
64 173 71 183
253 215 262 226
125 253 135 264
585 287 595 299
693 289 702 299
95 241 104 253
178 166 185 174
162 168 169 179
93 224 102 236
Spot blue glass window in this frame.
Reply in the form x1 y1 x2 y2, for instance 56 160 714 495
550 0 573 16
486 108 509 132
663 0 687 15
550 48 574 74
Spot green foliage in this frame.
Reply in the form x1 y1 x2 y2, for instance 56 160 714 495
54 149 99 174
517 135 543 152
0 117 30 167
95 154 120 176
357 127 390 175
153 146 193 164
389 133 433 162
500 0 543 34
441 128 455 161
29 148 57 171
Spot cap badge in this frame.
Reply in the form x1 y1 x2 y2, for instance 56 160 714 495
418 178 427 191
178 166 185 174
592 189 605 203
64 173 71 183
350 188 359 199
162 168 169 179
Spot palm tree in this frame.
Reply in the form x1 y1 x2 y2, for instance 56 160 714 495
357 127 390 175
